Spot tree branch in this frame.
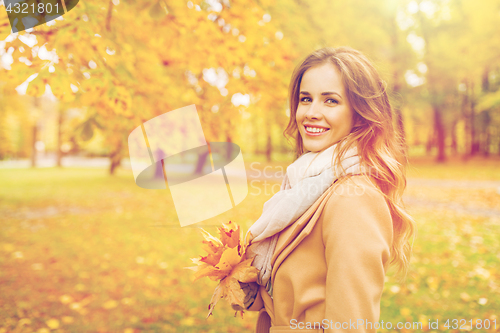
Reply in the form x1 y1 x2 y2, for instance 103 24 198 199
106 0 113 32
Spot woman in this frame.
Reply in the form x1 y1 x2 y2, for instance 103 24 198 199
237 46 416 333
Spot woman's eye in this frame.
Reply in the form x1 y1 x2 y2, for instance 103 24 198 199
300 97 311 103
326 98 338 104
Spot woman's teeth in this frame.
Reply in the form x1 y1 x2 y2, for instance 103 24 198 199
305 126 328 133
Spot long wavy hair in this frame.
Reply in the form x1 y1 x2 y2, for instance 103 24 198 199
284 46 416 280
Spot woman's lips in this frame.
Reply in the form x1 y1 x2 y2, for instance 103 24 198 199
304 125 330 136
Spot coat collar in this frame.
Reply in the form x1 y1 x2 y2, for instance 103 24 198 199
270 184 338 286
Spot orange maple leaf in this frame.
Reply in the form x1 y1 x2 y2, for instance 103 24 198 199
186 221 260 318
218 221 241 249
206 258 259 318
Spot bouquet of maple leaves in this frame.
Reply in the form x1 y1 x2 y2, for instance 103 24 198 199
186 221 259 318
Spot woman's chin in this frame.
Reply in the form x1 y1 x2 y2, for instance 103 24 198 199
303 144 326 153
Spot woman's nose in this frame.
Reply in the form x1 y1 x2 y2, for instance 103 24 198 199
305 102 321 120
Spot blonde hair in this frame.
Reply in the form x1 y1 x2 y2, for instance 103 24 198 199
284 46 416 280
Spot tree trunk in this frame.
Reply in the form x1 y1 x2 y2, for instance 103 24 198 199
109 139 123 175
462 80 470 158
394 107 406 147
31 97 41 168
412 116 420 146
483 130 490 157
389 19 407 150
450 120 457 154
426 129 434 154
31 123 37 168
481 68 490 157
462 79 478 157
391 75 407 151
109 156 121 175
56 108 64 167
266 126 272 162
416 10 445 162
482 111 491 156
433 105 446 162
482 66 490 92
226 135 233 160
194 150 209 174
469 82 478 156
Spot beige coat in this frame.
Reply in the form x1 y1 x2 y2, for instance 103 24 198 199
247 175 393 333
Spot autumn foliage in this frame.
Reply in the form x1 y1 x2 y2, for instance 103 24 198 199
187 221 258 318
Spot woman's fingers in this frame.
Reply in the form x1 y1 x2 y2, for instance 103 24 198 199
229 281 259 310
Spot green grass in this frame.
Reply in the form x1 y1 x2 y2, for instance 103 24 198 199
0 162 499 332
407 156 500 181
0 168 264 333
246 154 500 181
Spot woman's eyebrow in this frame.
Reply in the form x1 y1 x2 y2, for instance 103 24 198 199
321 91 342 98
299 91 342 99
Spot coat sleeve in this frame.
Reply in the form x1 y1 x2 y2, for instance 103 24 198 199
321 179 393 333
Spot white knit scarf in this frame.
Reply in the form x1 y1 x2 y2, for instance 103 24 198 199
245 141 365 295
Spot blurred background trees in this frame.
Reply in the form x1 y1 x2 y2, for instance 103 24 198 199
1 0 500 172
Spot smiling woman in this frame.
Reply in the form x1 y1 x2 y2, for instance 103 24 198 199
240 46 416 333
296 62 355 152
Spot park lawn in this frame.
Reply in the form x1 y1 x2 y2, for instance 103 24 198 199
379 206 499 332
246 155 500 181
0 165 499 332
0 168 262 333
406 156 500 181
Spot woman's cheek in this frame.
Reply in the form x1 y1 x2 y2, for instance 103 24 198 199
298 128 305 140
295 109 304 123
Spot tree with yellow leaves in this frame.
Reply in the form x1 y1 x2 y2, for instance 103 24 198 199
1 0 294 172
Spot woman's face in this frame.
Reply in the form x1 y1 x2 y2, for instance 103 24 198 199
296 62 355 153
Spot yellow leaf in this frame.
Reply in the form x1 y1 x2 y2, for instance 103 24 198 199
200 228 223 247
229 258 258 283
193 263 227 282
224 277 247 309
400 307 411 316
180 317 195 326
206 276 248 318
60 294 73 304
102 300 118 309
219 221 240 249
199 247 223 266
18 318 31 326
207 279 225 318
198 228 225 266
46 318 60 329
215 246 242 274
191 221 261 316
184 265 199 271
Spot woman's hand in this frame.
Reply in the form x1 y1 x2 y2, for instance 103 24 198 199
231 281 259 311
